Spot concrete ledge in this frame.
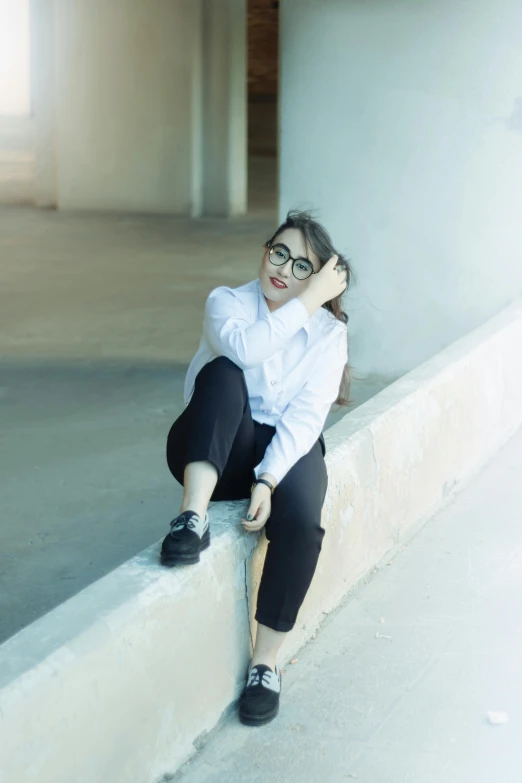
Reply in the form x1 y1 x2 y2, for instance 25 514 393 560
2 298 522 783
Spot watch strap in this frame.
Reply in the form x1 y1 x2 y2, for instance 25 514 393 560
252 478 275 494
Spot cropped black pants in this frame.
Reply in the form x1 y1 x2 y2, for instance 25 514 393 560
166 356 328 632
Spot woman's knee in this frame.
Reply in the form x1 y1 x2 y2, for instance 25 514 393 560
271 453 327 522
268 494 325 541
200 356 244 379
193 356 246 399
193 357 248 409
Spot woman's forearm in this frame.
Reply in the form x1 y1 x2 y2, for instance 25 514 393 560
297 288 323 317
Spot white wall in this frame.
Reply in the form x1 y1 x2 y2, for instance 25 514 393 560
280 0 522 377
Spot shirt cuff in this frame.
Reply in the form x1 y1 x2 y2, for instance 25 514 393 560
254 460 285 486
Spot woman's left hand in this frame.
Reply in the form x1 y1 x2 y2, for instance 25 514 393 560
241 484 272 532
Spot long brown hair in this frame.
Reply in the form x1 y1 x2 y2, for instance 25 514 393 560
265 209 356 407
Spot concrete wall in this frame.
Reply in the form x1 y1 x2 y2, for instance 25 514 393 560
280 0 522 378
1 296 522 782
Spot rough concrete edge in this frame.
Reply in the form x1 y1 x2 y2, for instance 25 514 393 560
326 296 522 449
0 498 254 689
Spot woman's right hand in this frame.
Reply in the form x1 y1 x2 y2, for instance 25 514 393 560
298 255 348 314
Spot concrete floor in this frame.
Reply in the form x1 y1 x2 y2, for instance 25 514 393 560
168 422 522 783
0 158 392 644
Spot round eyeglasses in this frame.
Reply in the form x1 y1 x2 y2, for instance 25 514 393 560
267 242 318 281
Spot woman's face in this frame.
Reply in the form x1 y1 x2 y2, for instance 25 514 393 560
258 228 321 311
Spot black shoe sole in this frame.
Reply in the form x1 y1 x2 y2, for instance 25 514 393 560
238 702 279 726
160 529 210 566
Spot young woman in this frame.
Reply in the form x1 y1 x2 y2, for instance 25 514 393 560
161 209 353 727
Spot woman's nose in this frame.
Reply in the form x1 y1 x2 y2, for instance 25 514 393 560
279 260 293 277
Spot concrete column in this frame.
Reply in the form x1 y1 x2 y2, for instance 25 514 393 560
30 0 57 207
200 0 247 216
47 0 202 214
280 0 522 378
28 0 247 216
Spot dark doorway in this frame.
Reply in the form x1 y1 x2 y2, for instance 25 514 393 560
247 0 279 214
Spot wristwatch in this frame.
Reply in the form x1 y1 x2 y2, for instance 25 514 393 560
250 478 275 495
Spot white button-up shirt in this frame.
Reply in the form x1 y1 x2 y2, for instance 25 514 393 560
183 279 348 485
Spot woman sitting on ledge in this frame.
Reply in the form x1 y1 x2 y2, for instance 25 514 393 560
161 208 353 727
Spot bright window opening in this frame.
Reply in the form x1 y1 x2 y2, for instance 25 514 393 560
0 0 30 116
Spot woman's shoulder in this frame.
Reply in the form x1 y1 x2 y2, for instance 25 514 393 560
205 279 259 311
207 279 258 301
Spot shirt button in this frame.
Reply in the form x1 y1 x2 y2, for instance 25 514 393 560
271 380 277 386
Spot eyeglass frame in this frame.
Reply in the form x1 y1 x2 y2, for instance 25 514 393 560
266 241 319 281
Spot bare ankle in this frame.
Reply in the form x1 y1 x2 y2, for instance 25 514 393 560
180 503 207 519
251 656 277 671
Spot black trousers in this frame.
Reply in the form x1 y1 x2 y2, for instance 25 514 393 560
166 356 328 632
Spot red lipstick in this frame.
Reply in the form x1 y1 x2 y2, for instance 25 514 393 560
270 277 287 289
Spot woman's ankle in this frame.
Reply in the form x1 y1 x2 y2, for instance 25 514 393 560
250 655 278 671
180 502 208 520
181 462 217 520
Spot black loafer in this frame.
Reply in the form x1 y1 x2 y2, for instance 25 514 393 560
239 663 282 726
160 510 210 566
